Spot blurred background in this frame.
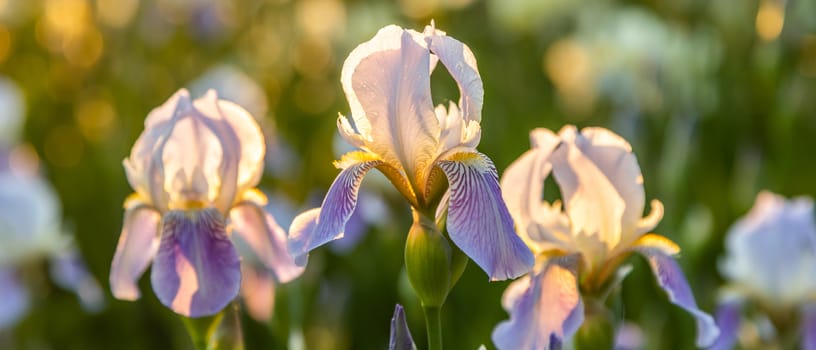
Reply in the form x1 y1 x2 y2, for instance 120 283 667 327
0 0 815 349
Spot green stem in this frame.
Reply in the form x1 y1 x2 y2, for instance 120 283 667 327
181 312 225 350
423 305 443 350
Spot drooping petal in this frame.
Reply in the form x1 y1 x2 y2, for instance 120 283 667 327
230 202 304 283
551 126 648 251
437 152 534 281
803 304 816 350
708 300 742 350
287 152 381 266
635 247 719 347
110 205 161 301
240 264 275 322
492 256 584 350
389 304 417 350
340 25 440 184
0 268 29 330
425 26 483 123
500 128 560 243
51 249 104 312
151 208 241 317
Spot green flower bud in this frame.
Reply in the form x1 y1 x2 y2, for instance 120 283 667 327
405 210 453 307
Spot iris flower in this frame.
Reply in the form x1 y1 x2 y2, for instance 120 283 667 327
492 126 719 349
110 89 303 317
711 191 816 350
288 24 533 281
0 147 102 329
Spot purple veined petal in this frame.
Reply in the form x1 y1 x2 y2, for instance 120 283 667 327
389 304 417 350
492 255 584 350
424 26 483 123
151 208 241 317
230 202 304 283
50 249 104 312
500 128 560 239
287 152 382 266
110 205 161 301
708 299 742 350
240 264 275 322
634 247 719 347
0 268 29 330
437 152 534 281
802 304 816 350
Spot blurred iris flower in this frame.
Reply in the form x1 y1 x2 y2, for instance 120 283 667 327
288 24 533 281
492 126 719 349
711 192 816 350
110 89 303 318
0 77 102 329
0 149 103 330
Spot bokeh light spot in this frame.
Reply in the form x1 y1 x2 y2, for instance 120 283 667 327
756 0 785 42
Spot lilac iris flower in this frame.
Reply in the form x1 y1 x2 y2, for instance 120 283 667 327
492 126 719 349
288 24 533 281
711 192 816 350
110 89 303 317
0 147 102 329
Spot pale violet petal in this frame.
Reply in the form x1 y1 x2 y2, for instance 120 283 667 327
151 209 241 317
287 153 382 266
0 268 29 330
340 25 440 182
635 247 719 347
437 152 534 281
240 264 275 322
551 125 648 250
803 304 816 350
492 256 584 350
230 203 304 283
389 304 417 350
110 206 161 301
425 27 483 123
708 300 742 350
500 128 560 241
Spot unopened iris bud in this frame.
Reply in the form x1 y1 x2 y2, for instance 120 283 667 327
405 210 453 308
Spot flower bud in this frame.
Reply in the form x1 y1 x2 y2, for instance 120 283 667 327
405 210 453 307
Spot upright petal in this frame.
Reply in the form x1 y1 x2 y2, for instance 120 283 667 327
635 247 719 347
500 128 560 240
151 208 241 317
551 126 647 250
425 26 483 123
230 202 304 283
0 268 29 330
110 205 161 301
437 152 534 281
492 256 584 350
287 152 382 265
340 25 440 184
803 304 816 350
708 300 742 350
389 304 417 350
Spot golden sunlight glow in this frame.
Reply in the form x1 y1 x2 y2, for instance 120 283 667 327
95 0 139 28
296 0 346 39
756 0 785 42
400 0 439 19
544 39 596 116
0 25 10 64
75 98 116 143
